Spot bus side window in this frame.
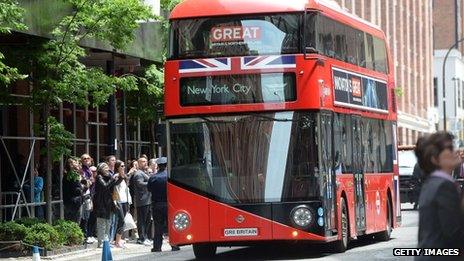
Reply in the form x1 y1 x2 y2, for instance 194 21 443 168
383 121 394 172
356 30 366 67
373 36 388 73
361 118 372 173
333 20 346 61
371 119 381 173
364 33 375 71
343 115 352 173
318 16 336 58
334 114 343 174
345 26 358 65
304 12 317 50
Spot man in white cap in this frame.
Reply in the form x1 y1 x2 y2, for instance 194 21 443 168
147 157 180 252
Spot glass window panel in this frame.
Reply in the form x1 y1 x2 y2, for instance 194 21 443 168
356 30 366 68
373 36 388 73
169 112 321 203
343 115 353 173
383 121 394 172
345 26 358 65
364 33 375 70
370 119 381 173
334 21 347 61
170 14 301 59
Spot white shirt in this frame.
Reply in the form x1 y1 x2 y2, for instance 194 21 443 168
115 179 132 204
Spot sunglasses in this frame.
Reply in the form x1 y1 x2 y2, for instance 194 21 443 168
82 157 91 160
120 165 125 168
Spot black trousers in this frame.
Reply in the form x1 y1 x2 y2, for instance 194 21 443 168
88 210 97 237
64 205 81 223
136 205 151 241
152 203 168 250
116 202 129 235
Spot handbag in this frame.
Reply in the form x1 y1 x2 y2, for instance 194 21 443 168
83 192 93 211
84 197 93 211
123 212 137 231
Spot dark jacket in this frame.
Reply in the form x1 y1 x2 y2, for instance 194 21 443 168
147 170 167 204
133 170 151 207
93 173 122 219
416 176 464 260
63 177 83 210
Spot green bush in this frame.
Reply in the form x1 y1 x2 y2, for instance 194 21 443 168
0 222 29 241
16 217 44 227
23 223 63 250
53 219 84 246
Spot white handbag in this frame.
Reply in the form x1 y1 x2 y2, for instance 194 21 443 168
123 212 137 231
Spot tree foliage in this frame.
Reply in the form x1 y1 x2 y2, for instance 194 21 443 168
125 64 164 122
2 0 182 160
34 0 154 109
0 0 27 86
44 117 74 162
161 0 182 12
125 0 180 122
27 0 155 161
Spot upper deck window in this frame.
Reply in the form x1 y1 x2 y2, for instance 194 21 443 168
306 14 389 74
169 14 301 59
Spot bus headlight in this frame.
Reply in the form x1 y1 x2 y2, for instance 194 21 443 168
173 212 190 231
290 205 313 229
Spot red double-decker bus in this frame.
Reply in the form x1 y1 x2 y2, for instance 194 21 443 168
164 0 400 258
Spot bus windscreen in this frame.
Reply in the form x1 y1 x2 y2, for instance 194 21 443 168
170 14 301 59
169 112 321 204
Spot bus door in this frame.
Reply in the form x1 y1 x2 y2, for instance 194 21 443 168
320 112 337 234
352 115 366 233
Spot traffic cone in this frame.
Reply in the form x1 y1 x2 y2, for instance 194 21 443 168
101 240 113 261
32 246 41 261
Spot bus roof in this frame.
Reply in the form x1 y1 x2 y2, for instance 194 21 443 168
170 0 307 19
170 0 382 35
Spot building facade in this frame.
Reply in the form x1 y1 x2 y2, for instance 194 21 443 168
433 0 464 145
334 0 436 145
0 0 163 222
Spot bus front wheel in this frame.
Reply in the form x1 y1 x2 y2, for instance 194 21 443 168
333 197 349 253
193 243 217 259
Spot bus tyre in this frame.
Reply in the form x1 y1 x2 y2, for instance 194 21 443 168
333 197 349 253
193 244 217 259
376 198 392 241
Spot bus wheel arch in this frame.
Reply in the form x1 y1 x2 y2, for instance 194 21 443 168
376 189 393 241
386 188 393 229
193 243 217 259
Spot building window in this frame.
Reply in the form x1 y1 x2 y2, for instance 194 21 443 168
433 77 438 107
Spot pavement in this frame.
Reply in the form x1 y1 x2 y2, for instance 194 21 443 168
3 238 189 261
3 203 418 261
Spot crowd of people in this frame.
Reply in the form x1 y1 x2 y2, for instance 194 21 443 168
62 153 178 252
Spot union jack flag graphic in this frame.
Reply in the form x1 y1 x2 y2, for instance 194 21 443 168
179 58 231 73
241 55 296 70
179 55 296 74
